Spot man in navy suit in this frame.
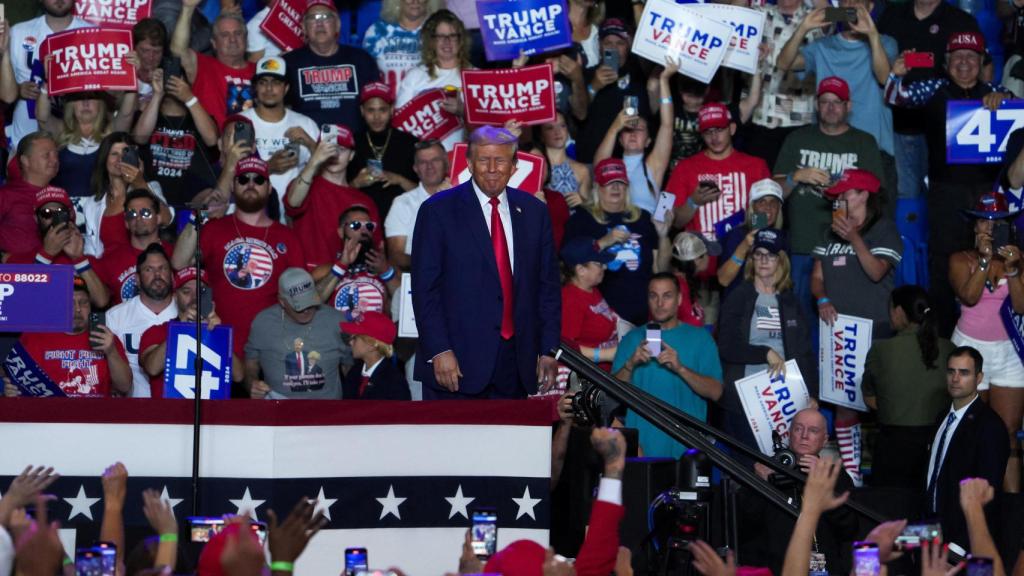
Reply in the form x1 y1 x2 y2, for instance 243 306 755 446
411 126 561 399
925 346 1009 548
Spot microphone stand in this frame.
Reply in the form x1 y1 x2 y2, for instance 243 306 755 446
191 208 207 517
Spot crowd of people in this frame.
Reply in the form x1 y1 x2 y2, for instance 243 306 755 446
0 0 1023 571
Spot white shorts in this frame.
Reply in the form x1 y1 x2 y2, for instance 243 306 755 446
951 328 1024 390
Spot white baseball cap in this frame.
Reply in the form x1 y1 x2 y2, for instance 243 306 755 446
749 178 784 204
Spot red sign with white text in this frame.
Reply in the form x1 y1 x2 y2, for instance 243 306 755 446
42 28 136 97
259 0 304 52
391 89 462 142
448 143 546 194
74 0 152 29
461 64 557 126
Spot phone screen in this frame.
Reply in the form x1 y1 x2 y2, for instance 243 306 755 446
471 508 498 558
345 548 369 575
751 212 769 230
853 542 880 576
646 323 662 357
894 523 941 550
188 517 225 542
76 548 102 576
95 542 116 576
966 557 994 576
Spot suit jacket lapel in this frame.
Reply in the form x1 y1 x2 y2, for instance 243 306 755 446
459 183 499 280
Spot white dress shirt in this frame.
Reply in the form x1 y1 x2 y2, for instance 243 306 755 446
362 357 385 378
926 394 979 487
472 180 515 273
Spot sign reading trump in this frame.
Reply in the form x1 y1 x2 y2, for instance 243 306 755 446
735 360 811 456
462 64 557 126
391 89 462 142
41 28 136 96
632 0 734 84
476 0 572 61
818 315 873 412
693 3 764 75
74 0 152 29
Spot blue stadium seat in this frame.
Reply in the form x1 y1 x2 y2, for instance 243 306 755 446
895 235 918 287
340 0 383 46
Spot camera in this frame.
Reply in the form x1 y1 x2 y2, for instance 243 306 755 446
771 431 797 469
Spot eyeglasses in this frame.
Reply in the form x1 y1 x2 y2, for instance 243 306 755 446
304 12 335 22
752 251 779 261
236 174 267 185
37 207 69 219
346 220 377 232
433 32 461 42
125 207 155 220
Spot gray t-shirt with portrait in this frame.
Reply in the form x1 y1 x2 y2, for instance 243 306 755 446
245 305 352 399
744 292 785 377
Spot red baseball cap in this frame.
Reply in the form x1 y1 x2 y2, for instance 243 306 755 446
173 267 210 290
236 156 269 178
947 31 985 54
340 311 397 345
305 0 337 14
817 76 850 101
34 185 74 213
825 168 881 197
322 124 356 149
594 158 629 187
360 81 394 104
484 540 547 576
698 102 731 132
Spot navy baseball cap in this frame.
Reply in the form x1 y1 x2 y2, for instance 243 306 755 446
752 228 788 254
561 237 614 267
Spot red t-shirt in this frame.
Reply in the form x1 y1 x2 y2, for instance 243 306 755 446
666 150 771 240
0 179 42 256
95 241 176 304
100 213 130 253
192 52 256 129
284 176 383 269
561 284 618 371
329 267 387 315
199 215 306 355
138 322 170 398
18 331 127 397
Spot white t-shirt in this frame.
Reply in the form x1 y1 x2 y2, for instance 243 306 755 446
106 295 179 398
394 65 465 151
246 6 282 58
384 184 430 255
9 15 92 148
240 107 319 219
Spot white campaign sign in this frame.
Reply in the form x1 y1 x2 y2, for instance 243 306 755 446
817 315 873 412
735 360 811 455
691 4 765 75
632 0 734 83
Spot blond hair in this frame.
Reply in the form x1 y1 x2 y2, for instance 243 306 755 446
743 250 793 292
587 185 641 225
58 97 113 148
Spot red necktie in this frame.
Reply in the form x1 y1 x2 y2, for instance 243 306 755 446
490 197 515 339
358 375 370 397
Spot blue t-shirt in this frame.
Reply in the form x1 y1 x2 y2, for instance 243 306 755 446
612 323 723 459
801 34 898 155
